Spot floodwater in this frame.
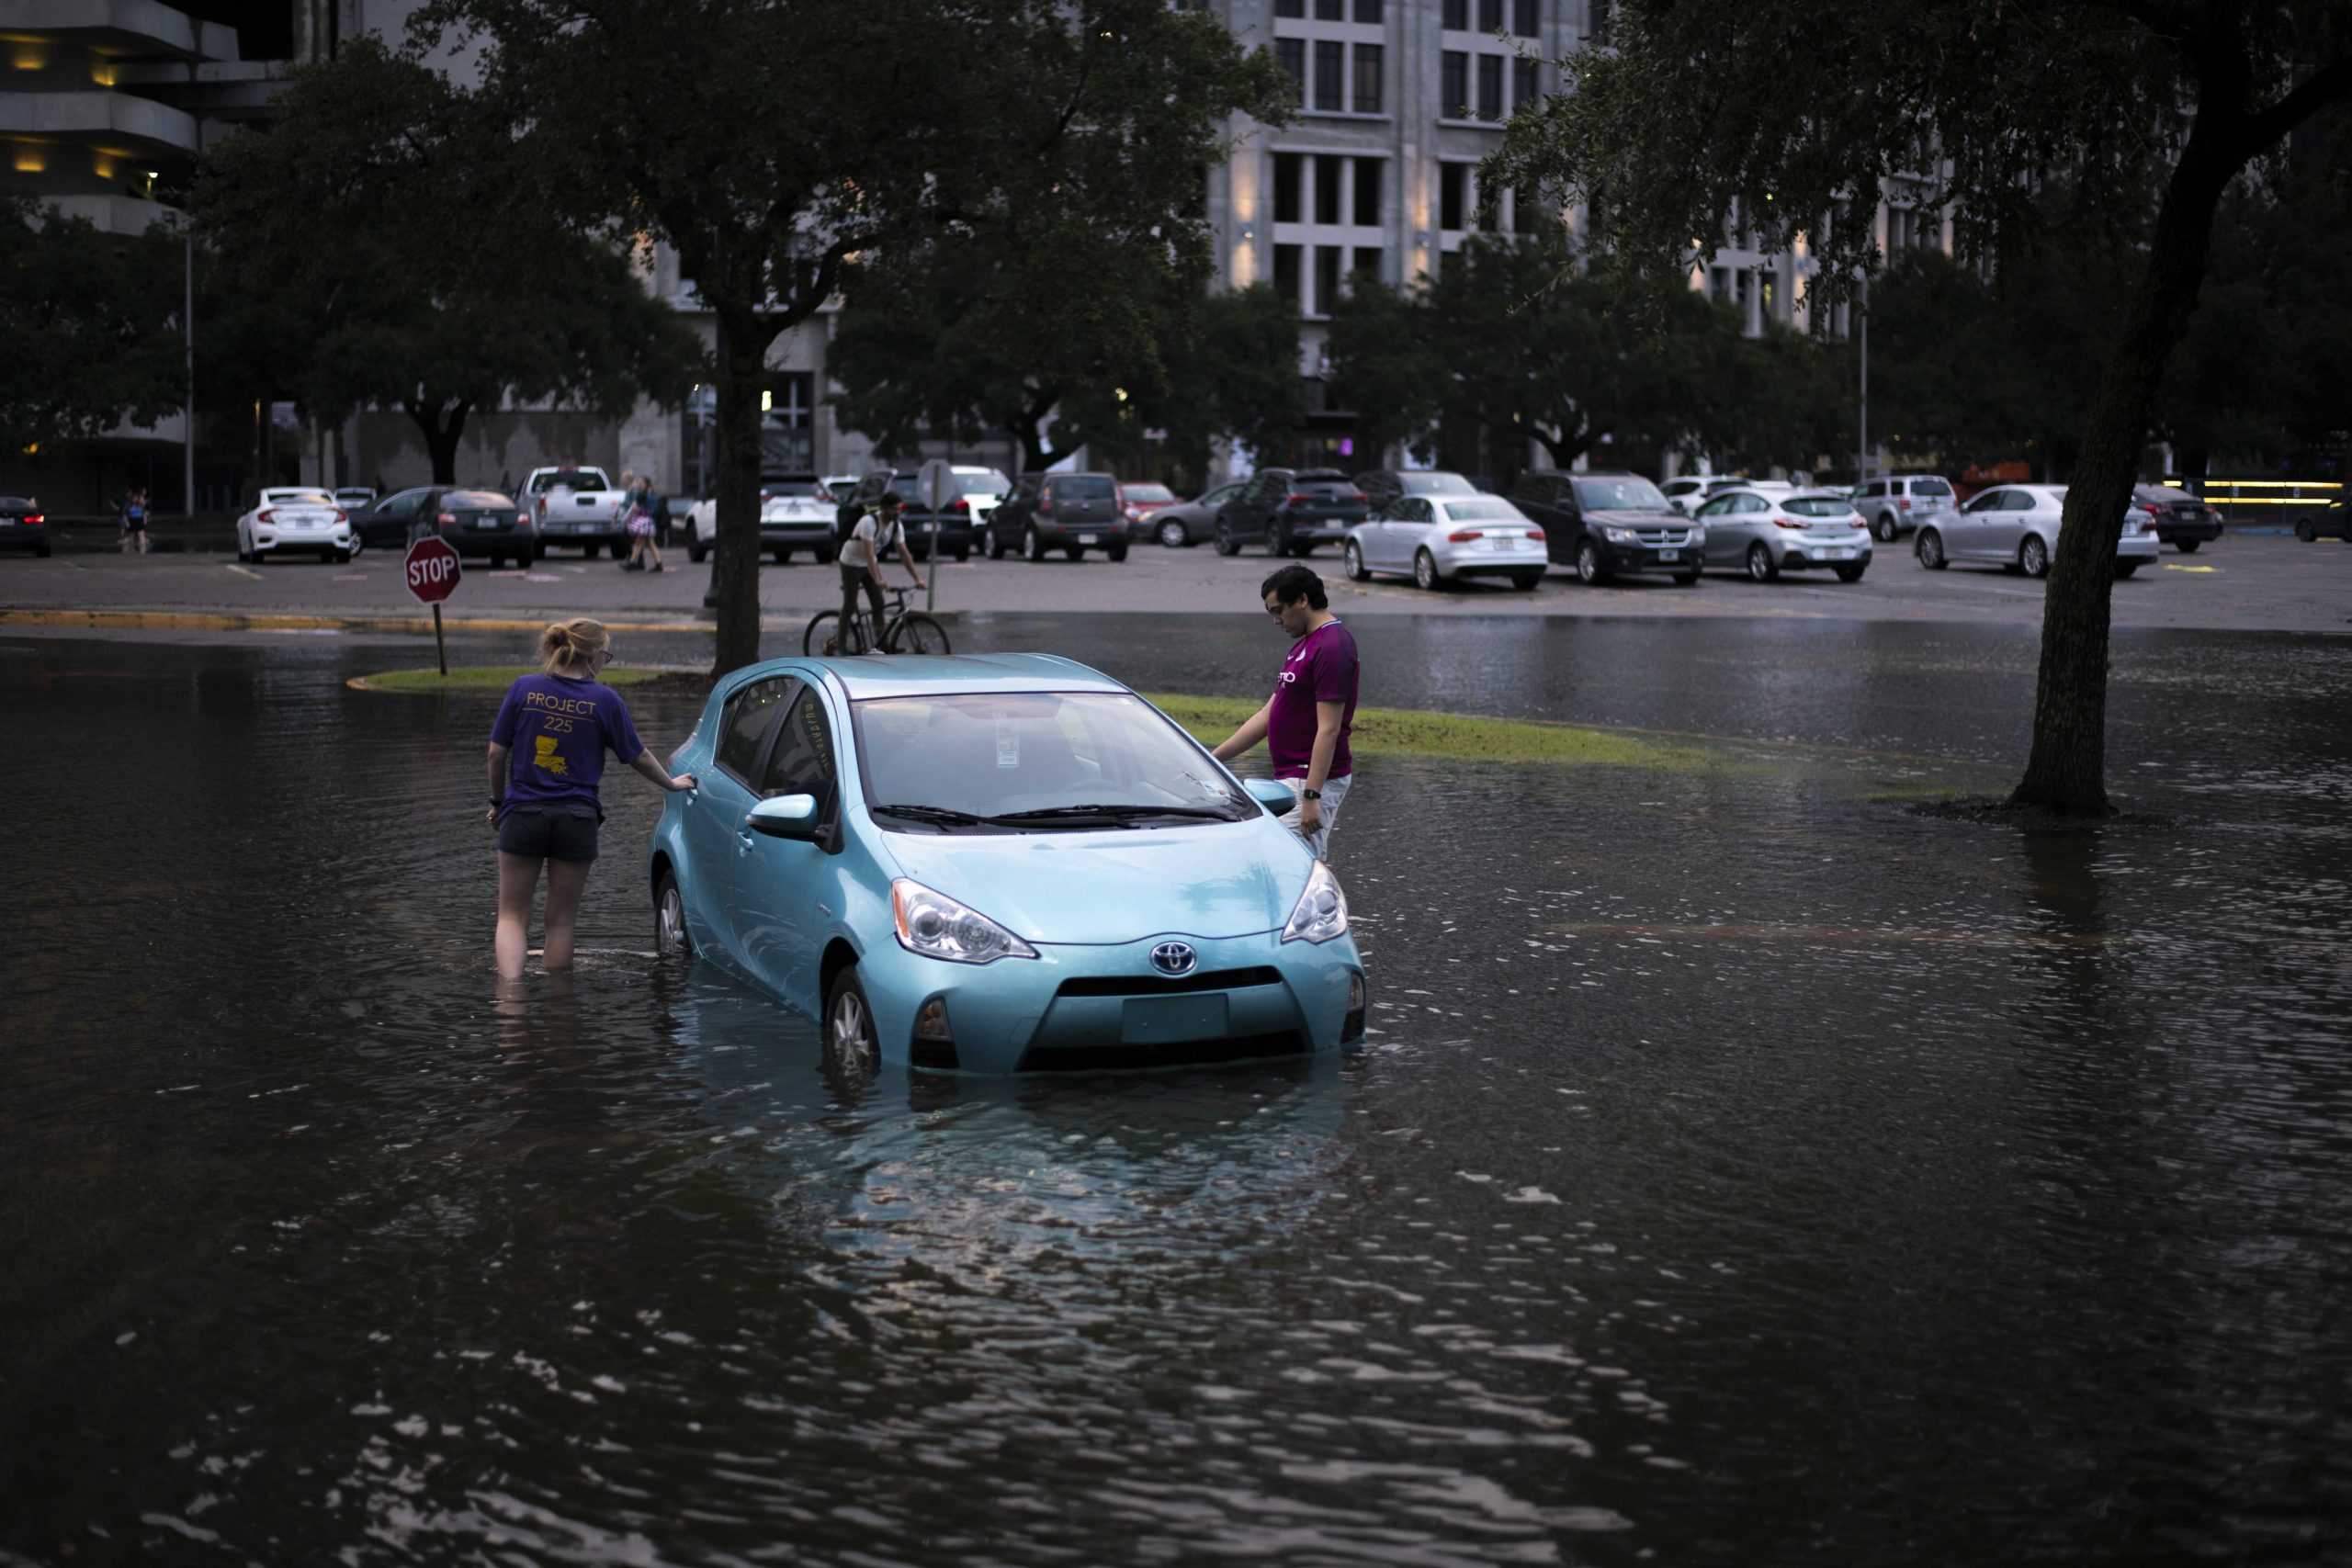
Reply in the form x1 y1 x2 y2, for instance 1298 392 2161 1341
4 617 2350 1566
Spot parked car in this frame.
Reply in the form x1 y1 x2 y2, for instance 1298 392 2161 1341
1352 469 1482 513
1658 476 1711 516
932 466 1013 546
355 486 436 550
987 472 1127 561
2129 484 2225 552
519 464 628 558
0 495 51 557
1345 493 1548 592
1912 483 2158 579
2296 498 2349 541
413 487 537 567
332 486 378 515
686 479 834 565
1509 469 1702 585
1118 480 1182 540
1145 480 1245 547
876 470 976 562
1693 488 1872 581
647 654 1366 1078
235 487 357 564
1212 468 1369 557
1849 473 1959 543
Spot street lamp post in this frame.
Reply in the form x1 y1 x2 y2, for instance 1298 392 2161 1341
1857 268 1869 486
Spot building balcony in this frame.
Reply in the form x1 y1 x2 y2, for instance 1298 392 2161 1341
0 0 239 64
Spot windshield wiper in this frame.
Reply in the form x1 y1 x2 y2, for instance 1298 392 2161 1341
871 802 994 829
994 803 1241 823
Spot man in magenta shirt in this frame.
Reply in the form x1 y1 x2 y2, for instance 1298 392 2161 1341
1211 564 1359 859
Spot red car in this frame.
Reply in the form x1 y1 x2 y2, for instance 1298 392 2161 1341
1118 481 1182 541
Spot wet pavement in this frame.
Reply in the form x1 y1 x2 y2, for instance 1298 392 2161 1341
4 615 2350 1565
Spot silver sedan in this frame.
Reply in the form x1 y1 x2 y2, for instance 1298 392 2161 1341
1913 484 2160 580
1692 488 1873 582
1344 495 1548 592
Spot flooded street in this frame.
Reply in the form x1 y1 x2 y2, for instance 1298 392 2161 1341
5 617 2350 1565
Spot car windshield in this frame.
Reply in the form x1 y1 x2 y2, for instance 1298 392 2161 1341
954 471 1011 497
1786 496 1856 518
1573 478 1671 512
1441 499 1524 523
1123 483 1177 502
266 490 334 506
855 692 1257 832
536 470 605 491
1401 472 1477 494
445 491 511 509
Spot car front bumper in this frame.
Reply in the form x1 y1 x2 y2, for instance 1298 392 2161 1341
1592 538 1701 574
859 927 1367 1075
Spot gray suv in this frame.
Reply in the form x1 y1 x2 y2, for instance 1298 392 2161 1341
1849 474 1958 543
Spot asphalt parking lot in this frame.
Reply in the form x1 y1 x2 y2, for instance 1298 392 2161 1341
2 527 2344 635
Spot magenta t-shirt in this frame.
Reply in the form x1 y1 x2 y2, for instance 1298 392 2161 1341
491 673 645 819
1266 617 1358 780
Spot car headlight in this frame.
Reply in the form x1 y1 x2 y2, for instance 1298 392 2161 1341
1282 861 1350 945
1603 526 1637 544
1690 526 1707 545
891 879 1037 964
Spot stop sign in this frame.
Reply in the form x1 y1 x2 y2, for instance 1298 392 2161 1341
403 536 462 605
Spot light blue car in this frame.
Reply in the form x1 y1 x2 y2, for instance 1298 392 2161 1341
647 654 1367 1078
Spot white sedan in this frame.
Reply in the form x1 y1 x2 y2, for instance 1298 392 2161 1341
1913 483 2160 580
1344 494 1548 592
235 487 356 564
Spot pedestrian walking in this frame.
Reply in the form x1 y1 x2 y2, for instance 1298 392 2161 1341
486 617 695 980
618 470 665 573
119 488 150 555
832 491 923 653
1210 564 1360 860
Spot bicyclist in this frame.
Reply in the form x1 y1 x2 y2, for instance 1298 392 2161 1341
835 491 925 654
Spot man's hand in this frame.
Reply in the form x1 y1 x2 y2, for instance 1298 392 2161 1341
910 578 927 592
1296 797 1323 838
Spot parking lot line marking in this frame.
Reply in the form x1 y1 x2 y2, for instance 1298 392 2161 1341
2165 564 2218 573
224 564 262 581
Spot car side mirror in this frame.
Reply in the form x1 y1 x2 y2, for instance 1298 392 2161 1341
1243 778 1298 818
746 793 820 840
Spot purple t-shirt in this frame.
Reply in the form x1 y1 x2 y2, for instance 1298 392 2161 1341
491 673 646 819
1266 617 1357 781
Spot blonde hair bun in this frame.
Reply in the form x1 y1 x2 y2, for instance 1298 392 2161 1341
539 616 610 674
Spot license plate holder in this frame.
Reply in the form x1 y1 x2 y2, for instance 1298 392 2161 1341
473 518 499 529
1079 533 1100 545
1123 993 1229 1044
1659 548 1679 561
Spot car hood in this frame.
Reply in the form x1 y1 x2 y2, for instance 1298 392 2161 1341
877 818 1306 943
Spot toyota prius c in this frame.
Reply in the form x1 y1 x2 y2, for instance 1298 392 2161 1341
648 655 1367 1077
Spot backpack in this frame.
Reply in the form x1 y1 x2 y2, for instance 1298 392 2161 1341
833 498 867 547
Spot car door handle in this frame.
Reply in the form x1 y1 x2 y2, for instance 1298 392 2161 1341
736 829 755 856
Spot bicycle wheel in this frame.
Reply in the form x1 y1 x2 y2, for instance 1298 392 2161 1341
803 610 869 656
888 613 951 654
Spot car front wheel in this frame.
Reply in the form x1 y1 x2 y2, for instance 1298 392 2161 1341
1575 540 1606 585
654 866 691 959
1159 518 1191 548
2020 535 2050 579
1344 539 1369 581
1747 543 1780 582
1873 514 1900 543
824 966 881 1089
2295 519 2316 542
1214 524 1239 557
2113 561 2141 580
1917 529 1947 570
1024 525 1046 562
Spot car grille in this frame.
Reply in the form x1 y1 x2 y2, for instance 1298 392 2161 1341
1634 527 1694 546
1015 1030 1308 1073
1055 966 1282 998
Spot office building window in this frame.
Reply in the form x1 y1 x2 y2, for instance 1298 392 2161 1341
1317 0 1343 17
1441 51 1468 116
1513 185 1546 232
1276 0 1304 15
1352 246 1384 284
1480 0 1502 30
1513 57 1539 108
1353 0 1384 19
1314 39 1343 110
1276 39 1305 105
1352 157 1383 225
1441 163 1467 231
1442 0 1467 28
1513 0 1540 34
1315 154 1343 223
1274 244 1303 306
1273 152 1303 223
1589 0 1611 41
1316 245 1343 315
1352 42 1384 112
1477 54 1503 119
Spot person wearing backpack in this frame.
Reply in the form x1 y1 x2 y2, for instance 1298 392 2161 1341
833 492 923 653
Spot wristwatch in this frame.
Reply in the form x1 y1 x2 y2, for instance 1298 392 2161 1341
488 796 503 807
1302 788 1322 801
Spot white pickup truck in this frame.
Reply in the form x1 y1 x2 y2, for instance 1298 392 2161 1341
518 465 631 558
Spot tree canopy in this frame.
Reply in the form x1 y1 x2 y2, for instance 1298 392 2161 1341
2 198 185 466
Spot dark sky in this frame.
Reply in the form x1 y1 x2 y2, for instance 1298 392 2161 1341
178 2 295 62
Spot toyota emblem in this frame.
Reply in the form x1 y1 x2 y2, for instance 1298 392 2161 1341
1149 941 1198 977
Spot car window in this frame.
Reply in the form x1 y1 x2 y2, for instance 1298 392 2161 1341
533 469 606 492
1858 480 1883 498
717 677 798 783
2007 491 2041 512
1910 478 1952 496
1121 483 1177 503
1053 475 1117 499
1696 497 1731 518
1785 497 1854 518
756 691 839 807
1963 491 2004 513
954 471 1012 497
1572 477 1670 512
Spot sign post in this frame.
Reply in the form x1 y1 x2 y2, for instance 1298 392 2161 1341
916 458 955 615
402 535 462 676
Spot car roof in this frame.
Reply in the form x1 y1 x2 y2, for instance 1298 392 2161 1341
728 652 1129 703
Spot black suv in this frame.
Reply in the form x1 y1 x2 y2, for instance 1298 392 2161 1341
1509 470 1702 585
1213 468 1369 557
986 473 1127 561
1353 469 1481 512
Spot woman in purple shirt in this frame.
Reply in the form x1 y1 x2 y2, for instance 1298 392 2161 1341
486 618 695 978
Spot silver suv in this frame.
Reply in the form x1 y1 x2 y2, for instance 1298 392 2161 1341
1849 474 1957 543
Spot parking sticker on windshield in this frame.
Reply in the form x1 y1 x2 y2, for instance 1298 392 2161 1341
996 718 1020 769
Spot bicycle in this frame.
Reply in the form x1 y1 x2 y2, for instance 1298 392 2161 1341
804 584 951 656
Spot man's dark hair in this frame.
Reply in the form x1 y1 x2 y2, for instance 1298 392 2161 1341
875 491 904 511
1261 563 1328 610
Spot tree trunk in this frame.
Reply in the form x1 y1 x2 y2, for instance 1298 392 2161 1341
708 309 777 680
2008 119 2238 815
409 398 472 485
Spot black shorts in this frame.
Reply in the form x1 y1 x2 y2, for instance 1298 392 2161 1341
498 808 599 862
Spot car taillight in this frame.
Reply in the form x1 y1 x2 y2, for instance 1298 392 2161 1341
1897 497 1912 511
2138 502 2163 516
515 513 531 530
537 496 548 517
1286 493 1311 506
1525 527 1544 541
1447 529 1484 542
437 512 458 526
1038 500 1054 514
1773 516 1809 530
23 513 43 525
1350 491 1370 503
948 498 969 513
257 508 275 523
333 509 347 523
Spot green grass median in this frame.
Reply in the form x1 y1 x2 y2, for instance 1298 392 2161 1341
1140 692 1713 770
350 666 672 694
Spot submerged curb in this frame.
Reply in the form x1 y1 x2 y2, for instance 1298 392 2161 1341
0 607 971 637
